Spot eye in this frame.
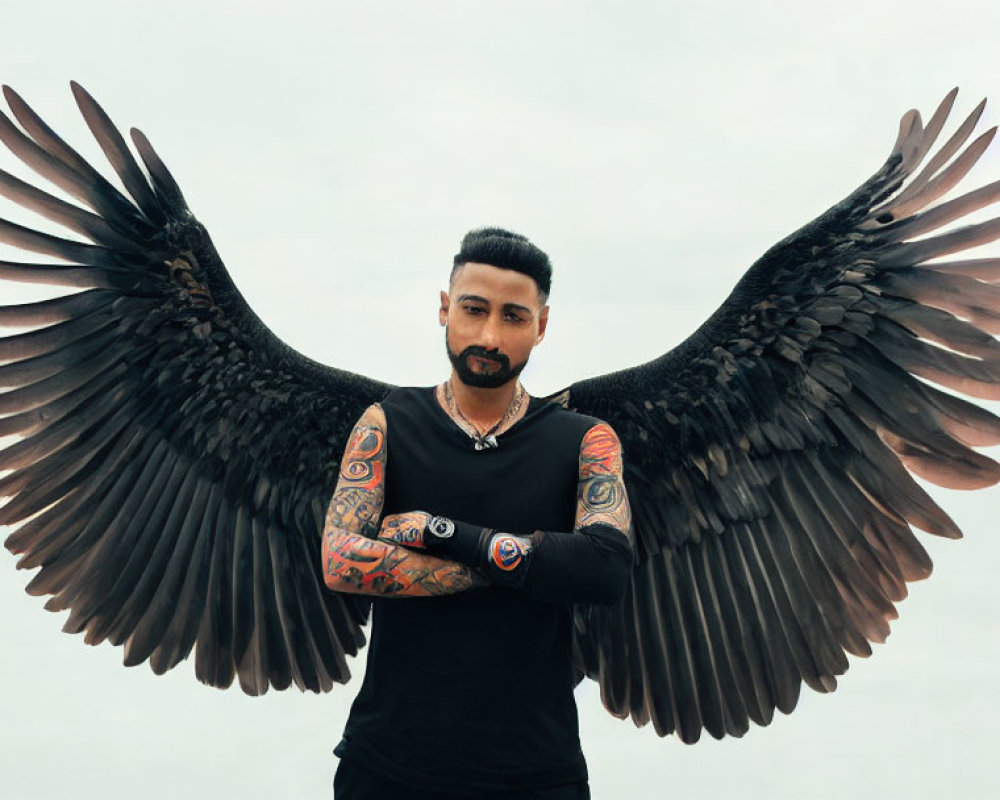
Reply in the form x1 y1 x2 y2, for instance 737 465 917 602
463 304 485 315
504 311 525 323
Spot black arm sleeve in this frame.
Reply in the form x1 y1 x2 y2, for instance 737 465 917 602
519 523 632 605
430 519 632 606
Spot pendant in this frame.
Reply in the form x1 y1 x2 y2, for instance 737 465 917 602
474 435 498 451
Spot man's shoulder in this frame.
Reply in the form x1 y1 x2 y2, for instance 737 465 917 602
380 385 434 409
384 385 433 397
530 396 611 442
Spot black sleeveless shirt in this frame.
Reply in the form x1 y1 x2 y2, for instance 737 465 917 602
335 386 601 794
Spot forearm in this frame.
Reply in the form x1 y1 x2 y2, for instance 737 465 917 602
515 524 632 604
323 530 486 597
380 513 632 605
320 404 485 598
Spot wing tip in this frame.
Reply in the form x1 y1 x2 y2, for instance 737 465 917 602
69 80 99 116
891 108 923 166
942 86 960 110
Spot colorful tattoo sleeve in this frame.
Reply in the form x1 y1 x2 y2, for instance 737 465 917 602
576 423 632 536
322 405 486 596
377 511 433 548
324 532 486 596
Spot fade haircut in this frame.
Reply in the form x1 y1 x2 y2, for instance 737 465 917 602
451 227 552 302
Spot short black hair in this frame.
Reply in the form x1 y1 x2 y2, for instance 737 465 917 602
452 227 552 300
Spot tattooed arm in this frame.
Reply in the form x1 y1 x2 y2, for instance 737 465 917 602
379 422 633 604
322 404 486 597
511 421 633 603
573 422 632 533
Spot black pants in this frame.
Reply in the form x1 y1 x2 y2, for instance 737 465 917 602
334 758 591 800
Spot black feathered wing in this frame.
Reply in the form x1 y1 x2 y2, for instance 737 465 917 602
562 89 1000 742
0 83 391 694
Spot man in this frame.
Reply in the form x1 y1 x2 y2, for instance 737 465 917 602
322 228 633 799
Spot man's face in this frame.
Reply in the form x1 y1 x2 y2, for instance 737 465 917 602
440 262 549 389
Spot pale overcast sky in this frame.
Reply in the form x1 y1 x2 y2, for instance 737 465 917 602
1 2 999 798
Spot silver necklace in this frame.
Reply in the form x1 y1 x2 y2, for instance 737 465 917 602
443 380 525 450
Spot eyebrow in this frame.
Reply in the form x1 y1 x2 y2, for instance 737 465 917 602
457 294 533 315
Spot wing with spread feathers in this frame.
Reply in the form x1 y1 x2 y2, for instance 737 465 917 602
0 83 391 694
563 89 1000 742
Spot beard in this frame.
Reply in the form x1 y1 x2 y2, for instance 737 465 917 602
446 333 528 390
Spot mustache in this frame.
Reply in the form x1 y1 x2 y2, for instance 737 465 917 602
457 346 511 370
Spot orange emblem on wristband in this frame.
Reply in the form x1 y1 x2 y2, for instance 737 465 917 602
491 535 525 571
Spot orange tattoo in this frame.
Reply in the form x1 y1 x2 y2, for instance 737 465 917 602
324 406 387 540
325 533 484 596
576 423 631 535
322 405 486 596
378 511 432 548
579 423 622 476
340 425 385 491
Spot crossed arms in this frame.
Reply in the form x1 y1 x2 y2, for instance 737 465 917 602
321 403 632 603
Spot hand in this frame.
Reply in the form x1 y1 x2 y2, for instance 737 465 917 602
377 511 432 548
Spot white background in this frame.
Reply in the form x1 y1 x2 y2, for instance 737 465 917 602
0 2 998 798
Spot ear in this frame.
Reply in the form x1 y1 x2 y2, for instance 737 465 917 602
536 305 549 344
439 290 450 327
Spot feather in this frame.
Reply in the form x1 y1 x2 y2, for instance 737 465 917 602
633 557 684 738
67 443 185 641
919 381 1000 447
879 214 1000 268
877 180 1000 242
0 361 128 438
70 82 165 224
672 544 727 739
194 497 237 689
125 475 213 666
0 342 126 415
0 306 116 362
148 480 222 675
873 100 989 220
881 269 1000 334
32 431 164 601
701 533 774 727
0 166 140 251
1 85 150 233
920 257 1000 281
0 216 130 266
0 289 116 327
111 460 203 653
682 543 749 737
289 525 356 684
728 524 807 705
267 521 322 692
905 87 958 170
0 260 117 287
876 297 1000 358
130 127 187 215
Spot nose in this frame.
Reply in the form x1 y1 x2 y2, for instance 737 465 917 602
479 313 502 350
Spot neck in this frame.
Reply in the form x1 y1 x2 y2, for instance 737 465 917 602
447 372 521 425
